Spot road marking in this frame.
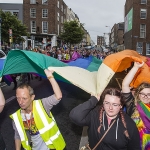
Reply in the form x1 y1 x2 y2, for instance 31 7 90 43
6 96 16 104
115 78 123 89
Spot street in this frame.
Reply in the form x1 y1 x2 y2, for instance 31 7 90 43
0 72 125 150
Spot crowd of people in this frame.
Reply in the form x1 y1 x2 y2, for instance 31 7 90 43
26 46 111 61
0 46 150 150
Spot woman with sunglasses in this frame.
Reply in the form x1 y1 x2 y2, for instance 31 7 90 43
122 61 150 150
69 88 140 150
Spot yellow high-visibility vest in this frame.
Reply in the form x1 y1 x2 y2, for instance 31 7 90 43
10 100 66 150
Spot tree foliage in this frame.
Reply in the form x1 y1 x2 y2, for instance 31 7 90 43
60 21 84 47
0 10 28 44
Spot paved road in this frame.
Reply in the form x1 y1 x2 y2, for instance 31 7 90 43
0 72 126 150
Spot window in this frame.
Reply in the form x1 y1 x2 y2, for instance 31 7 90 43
31 21 36 33
30 0 36 4
141 0 147 4
57 12 60 21
42 21 48 33
140 9 147 19
58 24 60 35
42 9 48 18
13 12 19 18
140 24 146 38
42 0 48 4
30 8 36 18
61 26 63 32
57 1 59 8
146 43 150 55
61 5 63 12
61 16 63 23
64 8 66 15
136 42 143 54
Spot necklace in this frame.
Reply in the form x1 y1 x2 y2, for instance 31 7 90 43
24 111 33 135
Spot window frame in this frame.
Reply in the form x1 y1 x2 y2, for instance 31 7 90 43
30 8 36 18
64 8 66 15
61 26 63 32
30 0 36 4
13 12 19 18
57 12 60 21
141 0 147 4
42 0 48 5
58 24 60 35
140 24 146 38
57 1 59 8
42 21 48 34
136 42 143 54
146 43 150 55
61 16 63 23
31 21 36 33
42 9 48 18
61 5 63 12
140 9 147 19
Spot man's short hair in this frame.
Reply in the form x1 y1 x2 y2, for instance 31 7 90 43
17 83 34 96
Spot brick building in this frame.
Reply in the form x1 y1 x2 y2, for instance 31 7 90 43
97 36 105 46
23 0 67 48
124 0 150 56
110 22 124 51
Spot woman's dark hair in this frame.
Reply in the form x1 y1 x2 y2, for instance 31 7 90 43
97 88 130 139
101 88 125 106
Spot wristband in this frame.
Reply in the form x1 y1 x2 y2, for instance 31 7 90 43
47 76 54 80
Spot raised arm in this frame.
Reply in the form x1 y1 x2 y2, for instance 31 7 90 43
44 69 62 100
69 96 99 126
122 61 144 93
0 77 5 113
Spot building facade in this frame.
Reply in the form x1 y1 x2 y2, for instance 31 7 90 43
23 0 67 48
124 0 150 56
1 3 23 22
110 22 124 51
97 36 105 46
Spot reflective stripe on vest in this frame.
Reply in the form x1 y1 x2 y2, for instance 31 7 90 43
12 113 25 141
45 130 60 145
35 100 55 134
33 100 66 150
10 110 31 150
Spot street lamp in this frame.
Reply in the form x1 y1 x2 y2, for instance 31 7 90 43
105 26 111 46
0 18 2 50
103 33 106 47
105 26 111 33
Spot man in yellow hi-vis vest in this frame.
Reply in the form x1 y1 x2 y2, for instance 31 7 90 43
10 69 66 150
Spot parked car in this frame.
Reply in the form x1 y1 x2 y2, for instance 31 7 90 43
0 50 6 59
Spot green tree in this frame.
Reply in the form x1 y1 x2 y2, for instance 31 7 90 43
60 21 84 47
0 10 28 44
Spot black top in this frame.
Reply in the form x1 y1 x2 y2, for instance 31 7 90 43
69 96 141 150
122 92 136 116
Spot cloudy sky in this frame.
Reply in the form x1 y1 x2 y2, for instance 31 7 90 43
63 0 126 44
0 0 126 44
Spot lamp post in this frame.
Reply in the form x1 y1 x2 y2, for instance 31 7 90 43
105 26 111 47
103 33 106 47
0 18 2 50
